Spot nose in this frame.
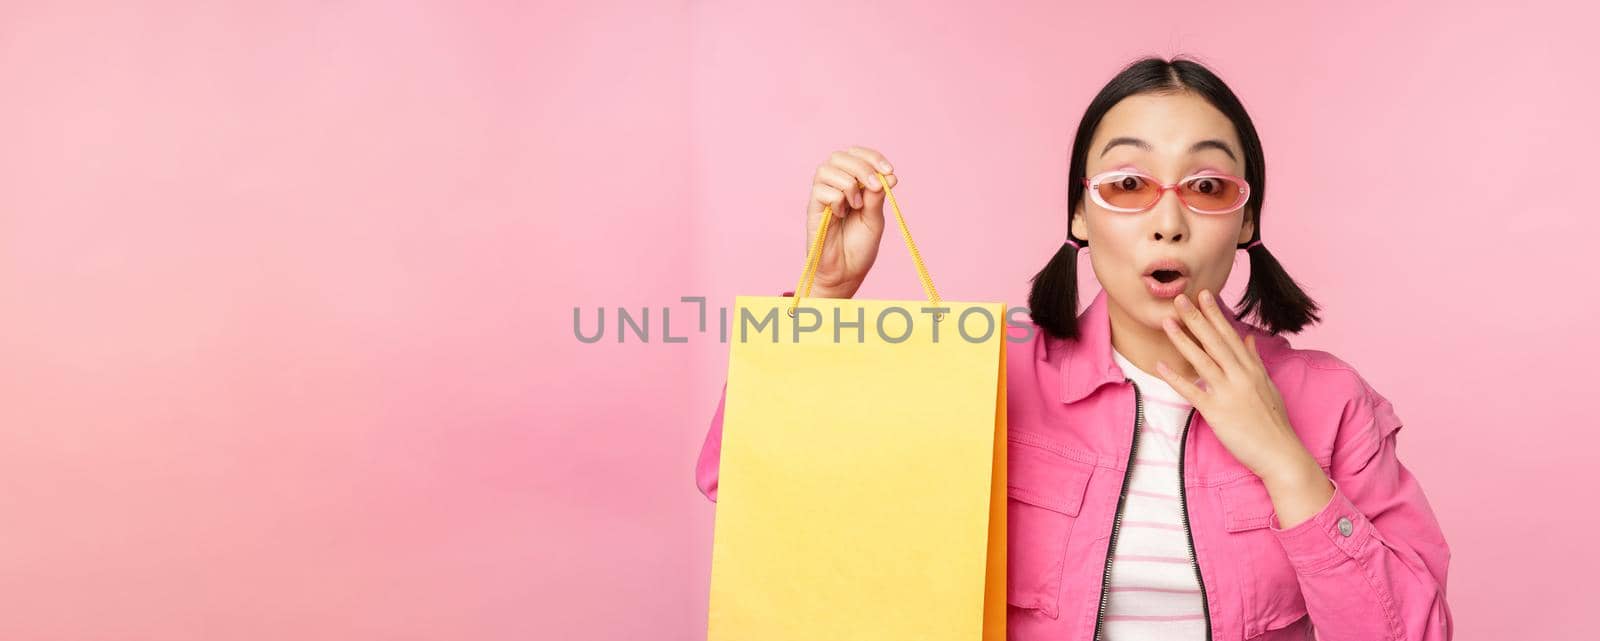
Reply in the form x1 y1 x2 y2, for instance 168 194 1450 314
1150 185 1189 242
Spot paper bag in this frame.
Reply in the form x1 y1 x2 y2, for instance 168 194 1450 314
707 172 1008 641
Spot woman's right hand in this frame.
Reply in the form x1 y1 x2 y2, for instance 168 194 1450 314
803 146 898 299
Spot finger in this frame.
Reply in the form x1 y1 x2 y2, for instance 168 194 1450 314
858 173 895 233
1162 314 1226 385
1196 289 1256 370
860 173 898 205
809 184 847 220
829 150 882 191
1174 293 1242 376
1155 360 1208 403
845 146 894 175
816 165 864 210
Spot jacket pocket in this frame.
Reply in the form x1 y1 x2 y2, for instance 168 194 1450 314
1005 433 1095 620
1219 476 1309 638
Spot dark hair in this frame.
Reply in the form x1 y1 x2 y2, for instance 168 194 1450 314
1028 55 1321 340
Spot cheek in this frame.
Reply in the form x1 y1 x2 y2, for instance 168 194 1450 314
1191 224 1247 288
1084 246 1137 290
1195 257 1241 295
1084 219 1144 263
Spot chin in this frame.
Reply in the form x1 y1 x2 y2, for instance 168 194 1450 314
1108 286 1172 328
1146 303 1181 330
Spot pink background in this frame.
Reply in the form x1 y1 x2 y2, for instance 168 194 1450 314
0 1 1593 639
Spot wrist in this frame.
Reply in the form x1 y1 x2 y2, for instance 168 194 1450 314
1259 451 1327 495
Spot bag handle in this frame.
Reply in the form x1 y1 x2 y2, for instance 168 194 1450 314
789 170 944 319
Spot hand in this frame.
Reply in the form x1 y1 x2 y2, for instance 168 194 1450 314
803 146 898 299
1152 289 1320 487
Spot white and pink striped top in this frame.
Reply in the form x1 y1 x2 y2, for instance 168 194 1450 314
1102 347 1206 639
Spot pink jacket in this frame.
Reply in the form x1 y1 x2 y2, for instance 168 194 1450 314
696 288 1452 640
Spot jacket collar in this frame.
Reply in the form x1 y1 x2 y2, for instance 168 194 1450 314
1059 288 1284 404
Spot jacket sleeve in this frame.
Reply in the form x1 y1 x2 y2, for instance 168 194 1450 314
695 290 796 503
693 381 728 503
1268 372 1454 640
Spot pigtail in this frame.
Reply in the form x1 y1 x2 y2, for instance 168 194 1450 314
1027 236 1085 340
1234 240 1321 335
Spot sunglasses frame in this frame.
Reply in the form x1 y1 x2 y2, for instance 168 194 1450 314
1082 170 1251 215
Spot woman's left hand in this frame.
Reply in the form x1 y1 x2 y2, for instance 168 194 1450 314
1152 289 1319 487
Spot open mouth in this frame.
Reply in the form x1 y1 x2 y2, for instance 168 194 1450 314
1150 269 1182 284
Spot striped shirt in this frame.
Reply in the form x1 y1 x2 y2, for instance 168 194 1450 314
1102 347 1206 639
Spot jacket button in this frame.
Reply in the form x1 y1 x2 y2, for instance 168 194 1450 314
1337 517 1353 537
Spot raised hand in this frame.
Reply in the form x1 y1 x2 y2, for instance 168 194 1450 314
1152 289 1327 503
803 146 898 299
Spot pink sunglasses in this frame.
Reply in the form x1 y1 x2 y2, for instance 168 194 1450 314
1083 170 1251 215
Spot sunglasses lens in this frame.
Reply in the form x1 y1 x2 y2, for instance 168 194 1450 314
1180 176 1245 212
1094 174 1159 210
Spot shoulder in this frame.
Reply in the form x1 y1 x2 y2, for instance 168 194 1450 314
1263 338 1390 412
997 320 1069 405
1257 336 1406 463
1001 320 1064 372
1240 325 1372 400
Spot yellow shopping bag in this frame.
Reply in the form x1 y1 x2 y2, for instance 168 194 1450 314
707 172 1007 641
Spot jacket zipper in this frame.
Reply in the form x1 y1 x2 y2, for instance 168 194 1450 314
1092 379 1212 640
1176 405 1213 641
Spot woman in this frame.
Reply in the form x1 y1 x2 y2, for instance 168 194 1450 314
695 56 1452 640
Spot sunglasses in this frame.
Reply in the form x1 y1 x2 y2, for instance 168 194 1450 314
1083 170 1251 215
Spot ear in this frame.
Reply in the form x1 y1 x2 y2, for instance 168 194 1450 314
1070 203 1089 242
1236 208 1256 244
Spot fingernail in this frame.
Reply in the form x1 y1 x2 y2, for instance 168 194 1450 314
1200 289 1212 304
879 163 893 172
868 176 881 189
1156 361 1169 374
1174 294 1189 308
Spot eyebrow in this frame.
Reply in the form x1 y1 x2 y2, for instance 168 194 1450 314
1099 136 1238 161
